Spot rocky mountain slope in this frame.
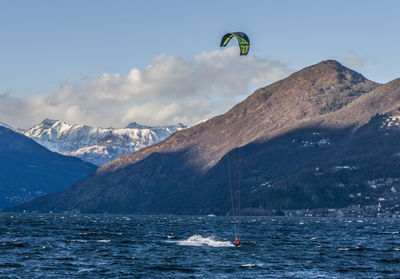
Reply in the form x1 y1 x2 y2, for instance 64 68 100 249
22 120 186 166
0 125 97 209
12 60 400 215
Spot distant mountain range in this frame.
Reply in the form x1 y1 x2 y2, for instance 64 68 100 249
0 125 97 209
21 120 187 166
10 60 400 215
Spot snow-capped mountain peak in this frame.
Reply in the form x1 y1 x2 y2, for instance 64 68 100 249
22 119 187 165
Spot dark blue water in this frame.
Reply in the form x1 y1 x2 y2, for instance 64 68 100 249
0 214 399 278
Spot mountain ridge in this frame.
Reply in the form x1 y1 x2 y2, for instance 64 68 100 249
21 119 187 166
100 60 379 173
0 126 97 209
10 60 400 214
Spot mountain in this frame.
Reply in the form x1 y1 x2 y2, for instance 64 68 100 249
0 121 15 131
11 60 400 215
0 125 97 209
21 119 187 166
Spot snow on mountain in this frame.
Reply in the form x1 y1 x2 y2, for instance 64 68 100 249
22 119 187 166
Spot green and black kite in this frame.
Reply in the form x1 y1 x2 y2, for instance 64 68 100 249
220 32 250 55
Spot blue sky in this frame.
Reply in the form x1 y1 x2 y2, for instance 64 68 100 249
1 0 399 128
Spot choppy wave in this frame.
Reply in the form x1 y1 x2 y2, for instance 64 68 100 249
241 264 256 268
176 235 234 247
97 239 111 243
1 214 400 278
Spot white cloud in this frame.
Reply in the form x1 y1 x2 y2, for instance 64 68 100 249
0 48 292 129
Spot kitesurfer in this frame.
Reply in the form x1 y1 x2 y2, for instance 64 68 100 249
235 237 240 247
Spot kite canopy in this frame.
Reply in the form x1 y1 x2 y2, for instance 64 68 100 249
220 32 250 55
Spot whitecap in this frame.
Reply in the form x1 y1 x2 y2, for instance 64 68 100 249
241 264 256 268
175 235 234 247
338 247 350 251
97 239 111 243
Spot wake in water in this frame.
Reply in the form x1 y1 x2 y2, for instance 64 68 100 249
173 234 234 247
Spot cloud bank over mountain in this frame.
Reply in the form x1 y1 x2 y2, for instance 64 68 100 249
1 48 292 128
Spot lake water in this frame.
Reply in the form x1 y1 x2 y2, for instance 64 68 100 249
1 214 399 278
